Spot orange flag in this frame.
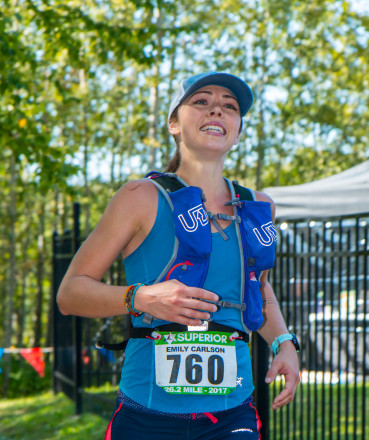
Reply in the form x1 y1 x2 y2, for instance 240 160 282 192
20 347 45 377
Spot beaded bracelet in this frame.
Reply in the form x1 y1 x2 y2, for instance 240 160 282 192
124 283 144 317
131 283 144 314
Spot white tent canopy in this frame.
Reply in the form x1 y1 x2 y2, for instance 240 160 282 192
263 160 369 220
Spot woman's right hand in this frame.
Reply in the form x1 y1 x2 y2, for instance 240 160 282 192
134 280 219 326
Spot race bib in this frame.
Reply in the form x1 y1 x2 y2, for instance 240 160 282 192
154 331 237 395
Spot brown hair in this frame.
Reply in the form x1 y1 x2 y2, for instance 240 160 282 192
165 107 181 172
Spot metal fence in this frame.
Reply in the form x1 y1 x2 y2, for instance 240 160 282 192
53 204 129 417
270 213 369 440
53 204 369 438
52 204 83 413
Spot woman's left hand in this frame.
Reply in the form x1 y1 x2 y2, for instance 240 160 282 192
265 341 300 410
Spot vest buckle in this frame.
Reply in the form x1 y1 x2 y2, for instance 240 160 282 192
187 321 209 332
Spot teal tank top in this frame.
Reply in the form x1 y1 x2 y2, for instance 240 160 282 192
119 191 254 413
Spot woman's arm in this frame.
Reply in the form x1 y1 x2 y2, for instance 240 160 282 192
56 179 218 323
257 275 300 409
255 191 300 409
56 179 157 318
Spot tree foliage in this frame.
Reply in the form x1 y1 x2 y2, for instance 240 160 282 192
0 0 368 393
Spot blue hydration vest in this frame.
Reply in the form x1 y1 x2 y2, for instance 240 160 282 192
143 172 277 333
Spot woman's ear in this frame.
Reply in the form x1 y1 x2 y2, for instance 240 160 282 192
168 120 181 136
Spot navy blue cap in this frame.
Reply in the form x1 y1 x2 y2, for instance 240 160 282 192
168 72 253 123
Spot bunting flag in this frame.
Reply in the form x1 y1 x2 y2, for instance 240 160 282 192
81 349 91 365
98 347 115 363
19 347 45 377
0 348 4 373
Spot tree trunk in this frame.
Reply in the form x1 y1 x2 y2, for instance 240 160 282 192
110 145 116 183
148 69 160 170
162 39 177 166
17 202 32 347
148 7 163 170
83 116 91 236
3 151 18 396
255 44 268 189
34 199 46 347
80 68 91 236
255 102 266 191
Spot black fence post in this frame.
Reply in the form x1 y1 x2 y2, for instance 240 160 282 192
73 202 83 415
53 229 75 399
52 230 59 396
252 333 270 440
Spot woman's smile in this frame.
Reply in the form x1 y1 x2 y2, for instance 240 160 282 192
199 121 227 136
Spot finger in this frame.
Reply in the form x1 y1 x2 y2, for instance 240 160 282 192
190 287 219 303
265 363 280 384
272 389 293 408
168 293 216 315
187 298 218 313
271 389 294 409
168 282 218 308
271 376 299 410
272 397 290 410
183 307 213 322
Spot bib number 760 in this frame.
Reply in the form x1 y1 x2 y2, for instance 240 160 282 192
167 354 224 385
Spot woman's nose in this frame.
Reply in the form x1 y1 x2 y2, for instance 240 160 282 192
209 104 223 117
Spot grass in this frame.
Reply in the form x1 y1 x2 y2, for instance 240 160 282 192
1 381 368 439
0 391 108 440
270 379 369 439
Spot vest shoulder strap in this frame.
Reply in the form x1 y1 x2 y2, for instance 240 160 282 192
146 172 185 193
232 182 255 201
147 172 255 201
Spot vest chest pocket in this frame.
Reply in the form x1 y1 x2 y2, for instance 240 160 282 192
161 186 212 287
243 279 264 331
238 201 277 272
237 201 276 331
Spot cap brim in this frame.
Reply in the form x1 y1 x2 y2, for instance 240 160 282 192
177 72 253 117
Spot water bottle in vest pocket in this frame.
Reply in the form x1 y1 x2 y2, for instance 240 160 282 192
237 201 276 272
243 278 264 331
160 186 211 287
237 200 276 331
162 256 210 287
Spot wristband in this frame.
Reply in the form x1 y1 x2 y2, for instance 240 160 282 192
124 283 144 317
271 332 300 355
131 283 144 314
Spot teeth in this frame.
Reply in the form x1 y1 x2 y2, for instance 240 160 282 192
200 125 225 134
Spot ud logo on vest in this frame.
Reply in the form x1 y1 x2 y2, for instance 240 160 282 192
253 221 277 246
178 204 209 232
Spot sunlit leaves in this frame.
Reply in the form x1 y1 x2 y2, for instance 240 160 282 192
0 0 368 354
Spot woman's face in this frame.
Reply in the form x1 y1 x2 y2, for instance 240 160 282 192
169 85 242 160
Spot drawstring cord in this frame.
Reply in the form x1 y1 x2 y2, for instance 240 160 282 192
191 412 218 424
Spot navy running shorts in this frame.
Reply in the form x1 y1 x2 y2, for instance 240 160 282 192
105 399 261 440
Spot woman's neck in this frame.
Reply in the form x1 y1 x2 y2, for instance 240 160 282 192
175 162 229 203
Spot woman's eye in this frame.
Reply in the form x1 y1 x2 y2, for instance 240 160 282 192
193 98 207 105
225 103 238 111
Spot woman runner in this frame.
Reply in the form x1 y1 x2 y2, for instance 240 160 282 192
57 71 300 439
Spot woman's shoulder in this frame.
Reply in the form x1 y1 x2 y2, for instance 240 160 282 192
105 179 160 256
114 178 159 208
106 178 160 234
254 190 276 220
121 177 159 194
254 190 273 203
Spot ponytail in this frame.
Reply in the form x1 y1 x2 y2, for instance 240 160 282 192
165 107 181 172
165 148 181 172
